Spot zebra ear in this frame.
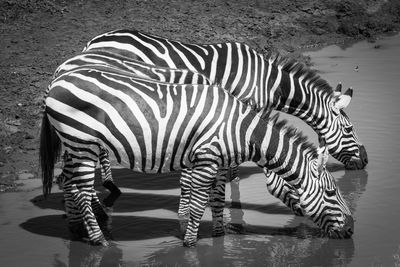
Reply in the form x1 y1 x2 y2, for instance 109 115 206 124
334 87 353 110
263 168 273 177
317 145 329 173
318 136 326 147
333 83 342 97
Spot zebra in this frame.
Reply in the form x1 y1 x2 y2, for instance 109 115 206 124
83 29 367 169
53 49 305 216
40 65 354 247
81 29 367 218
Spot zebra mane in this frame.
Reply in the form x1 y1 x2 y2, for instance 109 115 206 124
265 52 334 96
268 113 318 156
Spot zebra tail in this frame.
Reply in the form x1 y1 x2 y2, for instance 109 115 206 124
39 112 61 198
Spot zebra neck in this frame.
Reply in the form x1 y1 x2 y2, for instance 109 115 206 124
273 70 333 137
251 119 317 185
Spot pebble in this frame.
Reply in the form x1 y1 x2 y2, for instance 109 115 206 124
4 146 13 153
18 172 34 180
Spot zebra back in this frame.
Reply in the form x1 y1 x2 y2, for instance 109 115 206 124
55 50 212 85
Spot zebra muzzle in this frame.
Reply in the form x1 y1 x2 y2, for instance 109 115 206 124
328 215 354 239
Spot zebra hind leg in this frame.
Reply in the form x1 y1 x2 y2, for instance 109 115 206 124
91 191 113 239
67 155 108 246
183 163 218 247
99 148 121 208
91 191 109 222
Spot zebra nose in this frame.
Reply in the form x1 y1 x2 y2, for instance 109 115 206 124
359 145 368 166
346 145 368 170
343 216 354 238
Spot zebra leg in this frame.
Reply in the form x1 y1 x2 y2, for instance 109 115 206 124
183 163 218 247
91 191 109 222
99 148 121 208
57 152 74 219
178 168 192 218
67 157 108 246
264 168 303 216
225 166 246 234
209 169 227 237
177 169 193 236
91 190 113 239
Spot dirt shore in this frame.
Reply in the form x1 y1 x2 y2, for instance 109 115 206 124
1 0 399 191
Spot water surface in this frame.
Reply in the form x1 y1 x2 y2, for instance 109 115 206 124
1 34 400 266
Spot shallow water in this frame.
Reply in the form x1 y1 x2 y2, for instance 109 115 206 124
1 34 400 266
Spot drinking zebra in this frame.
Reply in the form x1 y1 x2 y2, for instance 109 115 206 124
40 66 353 247
53 50 304 215
83 29 367 169
81 29 367 218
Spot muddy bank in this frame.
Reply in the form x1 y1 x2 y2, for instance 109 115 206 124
1 0 400 190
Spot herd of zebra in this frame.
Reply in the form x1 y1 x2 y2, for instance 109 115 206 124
40 29 368 247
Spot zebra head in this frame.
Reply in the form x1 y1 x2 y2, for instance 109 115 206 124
299 146 354 239
323 85 368 170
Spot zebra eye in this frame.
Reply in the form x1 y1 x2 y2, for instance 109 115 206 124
325 188 337 197
343 125 353 133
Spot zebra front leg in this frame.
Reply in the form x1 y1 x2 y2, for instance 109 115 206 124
209 170 227 237
178 168 192 219
99 148 121 208
177 168 193 236
264 168 303 216
225 166 246 234
183 164 217 247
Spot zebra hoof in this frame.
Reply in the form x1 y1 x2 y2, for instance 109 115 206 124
291 204 304 216
98 239 109 247
183 238 197 248
225 222 245 234
87 236 109 247
211 226 225 237
178 216 189 236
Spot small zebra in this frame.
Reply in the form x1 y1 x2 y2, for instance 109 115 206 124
40 66 353 247
81 29 367 218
